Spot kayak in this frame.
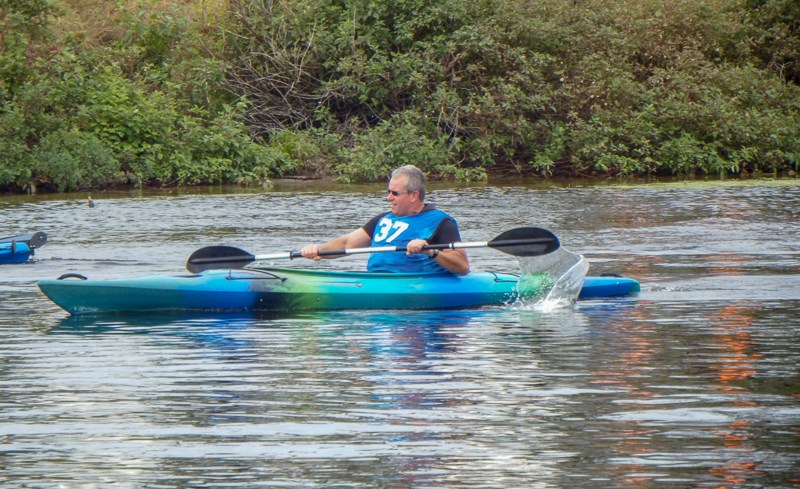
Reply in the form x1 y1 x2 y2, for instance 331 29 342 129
38 266 640 315
0 231 47 265
0 241 32 265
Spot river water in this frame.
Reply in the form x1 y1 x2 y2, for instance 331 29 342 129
1 179 799 488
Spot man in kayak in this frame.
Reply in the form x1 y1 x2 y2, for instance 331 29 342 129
300 165 470 275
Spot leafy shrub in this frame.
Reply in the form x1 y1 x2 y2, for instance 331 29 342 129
32 128 121 191
338 114 456 182
0 0 58 99
0 47 288 191
0 108 33 187
745 0 800 84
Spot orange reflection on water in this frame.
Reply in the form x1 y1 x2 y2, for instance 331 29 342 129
589 307 660 488
709 303 762 387
709 459 764 487
589 307 657 400
705 301 767 488
707 419 765 488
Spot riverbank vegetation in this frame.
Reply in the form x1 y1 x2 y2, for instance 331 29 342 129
1 0 798 192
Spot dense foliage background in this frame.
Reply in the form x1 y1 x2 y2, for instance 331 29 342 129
1 0 798 192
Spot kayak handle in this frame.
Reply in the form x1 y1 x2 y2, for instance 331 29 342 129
57 273 88 280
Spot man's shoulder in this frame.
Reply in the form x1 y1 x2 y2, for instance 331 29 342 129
363 212 390 234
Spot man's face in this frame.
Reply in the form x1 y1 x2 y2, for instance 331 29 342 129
387 175 418 216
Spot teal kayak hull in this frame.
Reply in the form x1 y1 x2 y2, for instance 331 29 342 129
38 266 640 316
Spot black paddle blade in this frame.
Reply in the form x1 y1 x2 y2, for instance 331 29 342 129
487 227 560 257
186 246 255 273
27 231 48 249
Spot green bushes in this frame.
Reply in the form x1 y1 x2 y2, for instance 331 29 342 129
568 61 800 176
0 49 281 191
0 0 58 101
1 0 798 193
223 0 799 181
32 129 120 192
341 113 462 183
745 0 800 84
0 0 289 192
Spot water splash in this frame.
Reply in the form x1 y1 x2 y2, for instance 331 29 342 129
514 247 589 310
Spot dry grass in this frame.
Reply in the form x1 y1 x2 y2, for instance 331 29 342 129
51 0 228 46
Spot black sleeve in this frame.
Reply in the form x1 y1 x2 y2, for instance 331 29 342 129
362 212 389 238
428 218 462 245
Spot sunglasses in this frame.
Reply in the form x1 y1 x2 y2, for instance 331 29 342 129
387 189 411 197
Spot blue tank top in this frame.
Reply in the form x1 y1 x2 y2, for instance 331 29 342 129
367 209 453 273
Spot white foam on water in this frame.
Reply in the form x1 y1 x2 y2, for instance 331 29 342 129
514 247 589 311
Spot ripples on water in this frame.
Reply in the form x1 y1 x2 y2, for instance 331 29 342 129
1 180 799 487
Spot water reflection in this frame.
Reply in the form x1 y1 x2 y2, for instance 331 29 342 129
595 298 800 488
706 302 766 488
2 181 799 487
26 307 631 486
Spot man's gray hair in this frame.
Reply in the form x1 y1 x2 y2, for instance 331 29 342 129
392 165 426 201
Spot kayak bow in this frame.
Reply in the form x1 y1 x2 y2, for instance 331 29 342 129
0 231 47 265
0 241 32 265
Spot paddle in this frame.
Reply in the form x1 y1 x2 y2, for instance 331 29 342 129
186 227 559 273
0 231 47 249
